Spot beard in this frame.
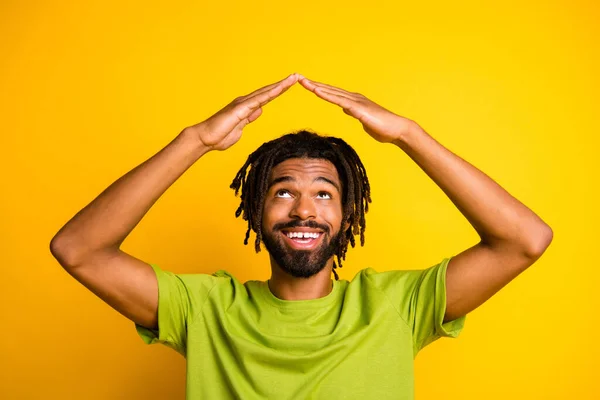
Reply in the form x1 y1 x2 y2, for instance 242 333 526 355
262 220 342 279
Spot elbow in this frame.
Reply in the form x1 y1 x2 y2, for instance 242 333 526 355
523 224 554 259
50 234 120 268
49 235 76 268
50 234 87 268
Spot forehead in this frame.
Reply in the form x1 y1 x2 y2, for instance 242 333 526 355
269 158 340 183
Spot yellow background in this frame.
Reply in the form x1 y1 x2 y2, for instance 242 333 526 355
1 0 598 398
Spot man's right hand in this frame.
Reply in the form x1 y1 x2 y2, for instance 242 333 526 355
189 73 299 152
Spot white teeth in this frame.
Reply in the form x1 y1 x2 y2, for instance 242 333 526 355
286 232 320 239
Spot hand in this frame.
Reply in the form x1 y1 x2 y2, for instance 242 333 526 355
189 73 299 151
297 75 417 144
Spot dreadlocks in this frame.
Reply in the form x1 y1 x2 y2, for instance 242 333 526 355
229 130 372 280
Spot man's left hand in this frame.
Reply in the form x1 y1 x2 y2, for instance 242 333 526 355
297 75 417 144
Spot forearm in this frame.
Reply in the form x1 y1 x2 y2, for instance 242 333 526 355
50 128 209 266
394 122 552 256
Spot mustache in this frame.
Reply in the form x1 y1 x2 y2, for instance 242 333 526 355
272 220 330 234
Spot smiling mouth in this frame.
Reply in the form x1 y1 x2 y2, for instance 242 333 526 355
280 230 324 249
284 231 322 239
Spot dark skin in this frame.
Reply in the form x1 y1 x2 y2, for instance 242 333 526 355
51 72 552 330
50 74 302 330
194 71 553 316
296 74 552 322
262 158 344 300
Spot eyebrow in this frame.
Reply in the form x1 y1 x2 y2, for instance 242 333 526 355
268 176 341 193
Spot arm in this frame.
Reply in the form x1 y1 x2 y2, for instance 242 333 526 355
50 131 208 331
50 73 299 330
297 76 553 322
393 124 553 322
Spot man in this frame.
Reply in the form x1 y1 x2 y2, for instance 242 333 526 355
50 73 553 399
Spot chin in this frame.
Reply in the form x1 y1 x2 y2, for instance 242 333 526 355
280 258 329 278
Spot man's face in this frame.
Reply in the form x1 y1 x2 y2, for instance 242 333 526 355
261 157 344 278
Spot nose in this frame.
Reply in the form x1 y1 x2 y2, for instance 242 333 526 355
289 194 317 220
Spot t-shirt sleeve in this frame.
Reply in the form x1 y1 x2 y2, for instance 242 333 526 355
134 264 220 356
367 257 466 356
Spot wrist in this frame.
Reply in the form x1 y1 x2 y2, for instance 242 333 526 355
178 126 212 157
392 120 424 149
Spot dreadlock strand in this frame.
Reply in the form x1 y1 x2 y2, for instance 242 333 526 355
253 147 280 253
332 262 339 281
243 227 251 245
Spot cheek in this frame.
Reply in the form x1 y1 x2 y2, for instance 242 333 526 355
262 202 285 230
261 207 271 233
322 206 344 233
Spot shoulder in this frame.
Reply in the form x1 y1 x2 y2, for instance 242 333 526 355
150 264 243 300
350 258 451 299
352 266 428 291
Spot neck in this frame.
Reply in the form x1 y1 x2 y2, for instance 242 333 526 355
268 256 334 301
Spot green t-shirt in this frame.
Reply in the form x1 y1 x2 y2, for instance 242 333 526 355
136 257 466 399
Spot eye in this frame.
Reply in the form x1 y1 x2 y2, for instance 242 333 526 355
316 192 332 199
275 189 292 198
